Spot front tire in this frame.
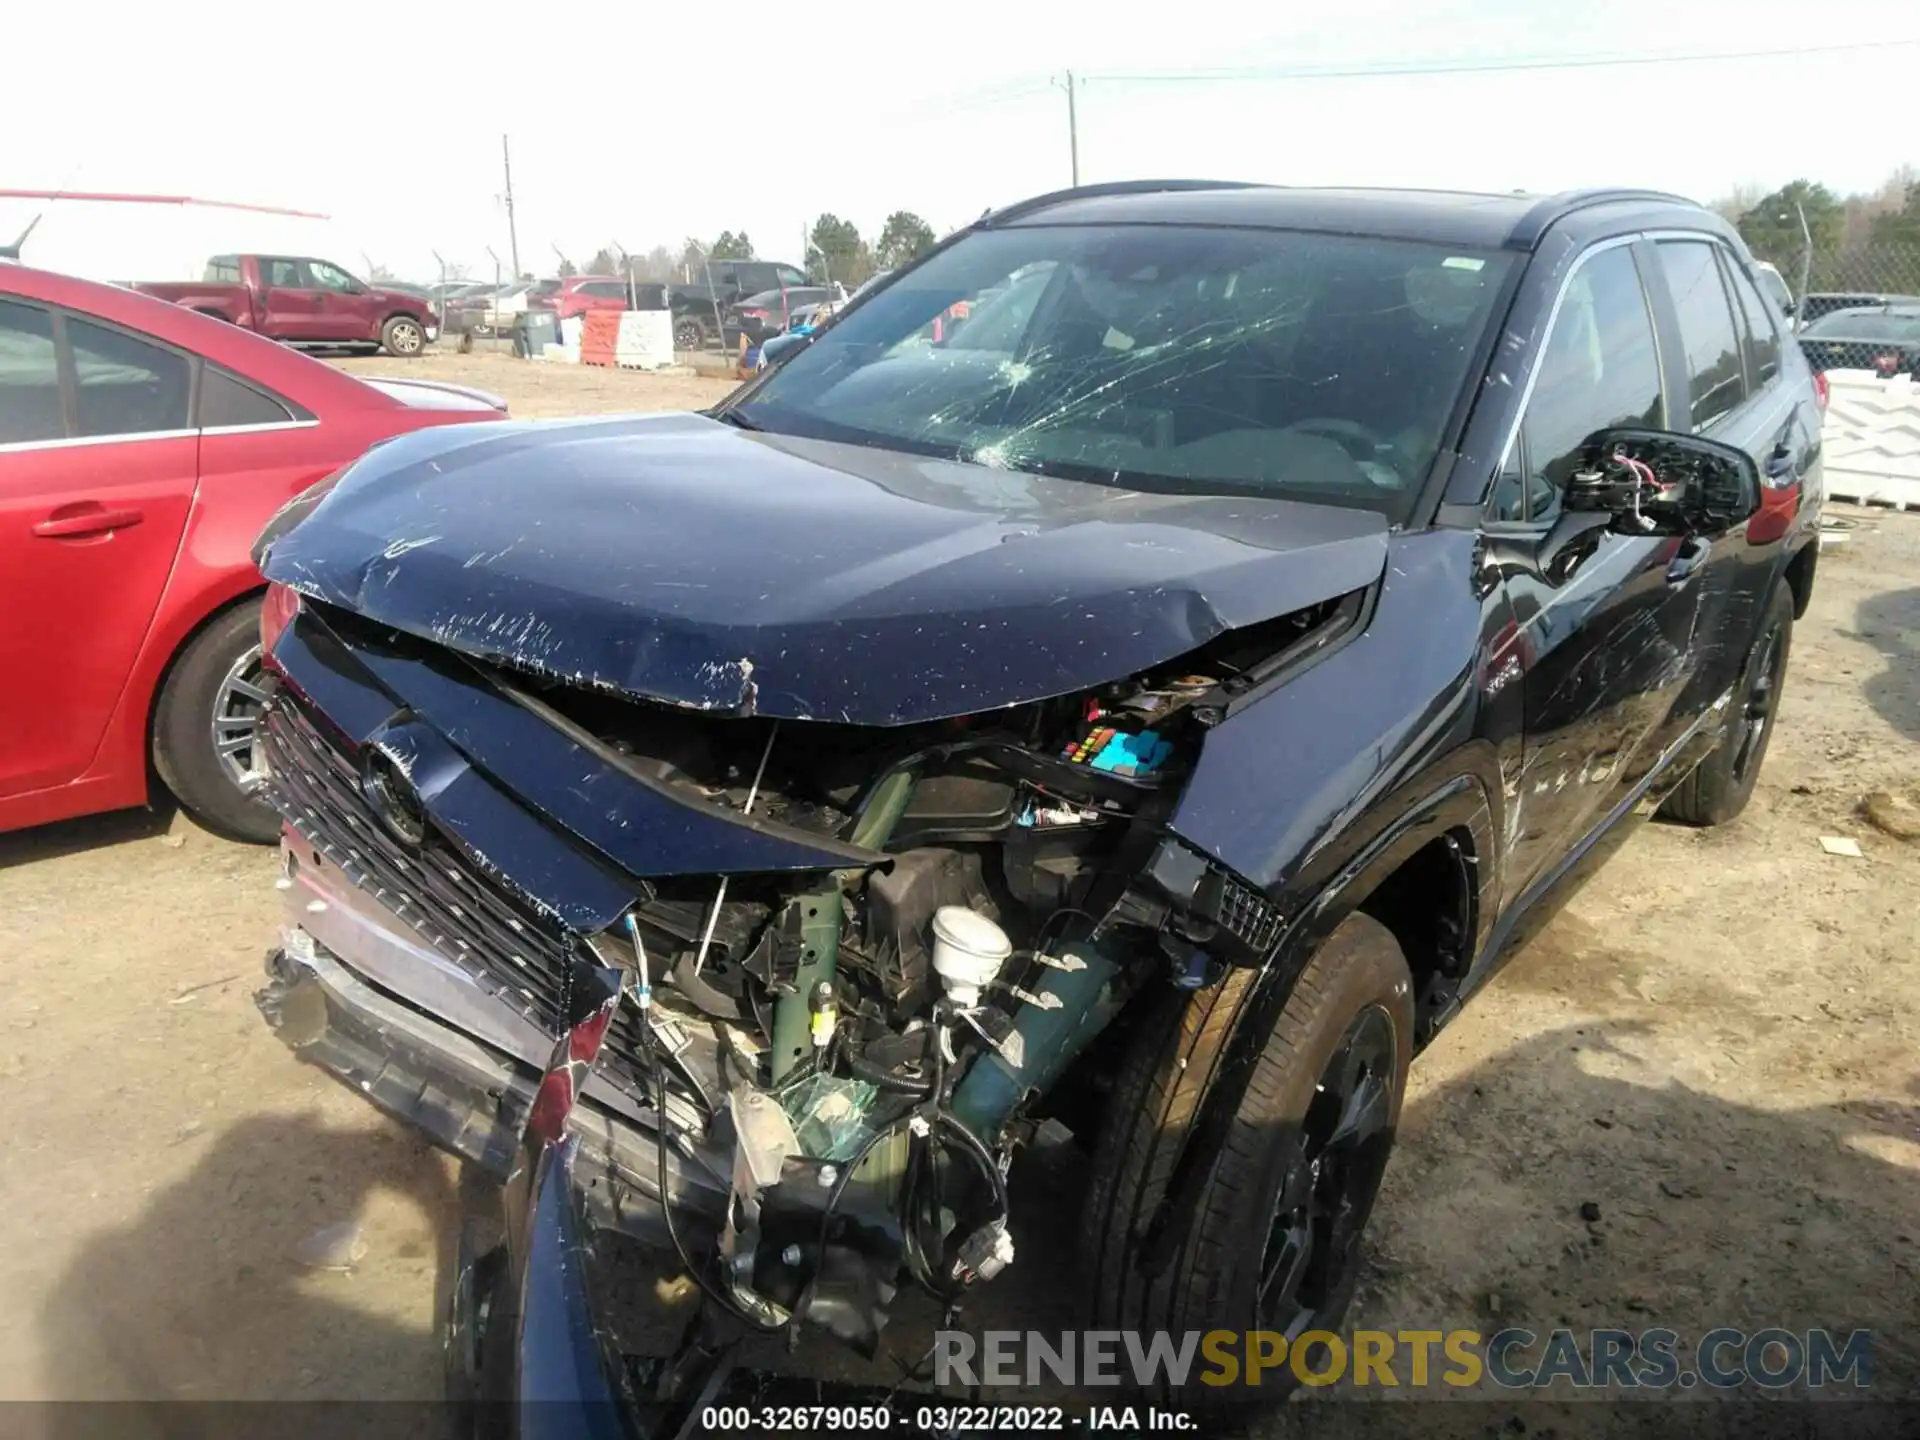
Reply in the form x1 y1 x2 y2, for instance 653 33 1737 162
673 316 707 351
381 314 426 357
1659 582 1794 827
152 599 280 843
1082 913 1414 1406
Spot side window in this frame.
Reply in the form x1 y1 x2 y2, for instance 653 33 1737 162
0 300 64 444
308 261 360 293
1655 241 1746 430
263 258 309 288
66 317 192 438
1726 260 1782 388
199 367 294 428
1491 245 1665 523
776 264 809 288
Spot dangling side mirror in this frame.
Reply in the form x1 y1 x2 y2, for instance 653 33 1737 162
1566 428 1761 537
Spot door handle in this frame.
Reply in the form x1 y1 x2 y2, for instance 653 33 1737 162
1667 535 1711 585
33 505 145 539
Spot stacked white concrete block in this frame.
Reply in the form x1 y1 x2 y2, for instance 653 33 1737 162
1821 369 1920 509
613 312 674 370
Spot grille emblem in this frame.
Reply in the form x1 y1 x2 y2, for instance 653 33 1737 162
359 746 428 848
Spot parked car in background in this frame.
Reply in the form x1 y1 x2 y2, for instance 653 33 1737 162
729 284 841 343
756 268 898 366
549 276 669 322
1798 290 1920 325
1794 303 1920 376
0 263 507 841
669 258 810 349
132 255 439 357
249 184 1820 1426
441 283 507 336
472 278 563 336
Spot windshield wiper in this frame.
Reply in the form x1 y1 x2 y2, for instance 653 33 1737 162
711 408 761 431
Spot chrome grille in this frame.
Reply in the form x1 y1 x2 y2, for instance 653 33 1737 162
262 697 711 1100
260 698 575 1032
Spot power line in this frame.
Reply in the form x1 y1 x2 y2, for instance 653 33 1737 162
1090 36 1920 84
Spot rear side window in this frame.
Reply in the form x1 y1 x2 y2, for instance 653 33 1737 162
1492 245 1665 523
1656 241 1747 430
66 317 192 437
1726 262 1781 387
264 258 308 288
199 367 295 428
0 300 64 443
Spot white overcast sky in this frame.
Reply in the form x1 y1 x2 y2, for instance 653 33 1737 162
7 0 1920 281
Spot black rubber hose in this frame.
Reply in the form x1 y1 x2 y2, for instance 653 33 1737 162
646 1028 785 1332
807 1113 919 1298
936 1110 1012 1224
846 1047 935 1096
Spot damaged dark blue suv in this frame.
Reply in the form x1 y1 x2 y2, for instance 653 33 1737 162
251 183 1821 1424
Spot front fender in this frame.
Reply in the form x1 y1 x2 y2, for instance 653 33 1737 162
1168 528 1502 905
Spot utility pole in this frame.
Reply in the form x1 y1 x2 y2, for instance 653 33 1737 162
1052 72 1080 186
1793 201 1813 334
1066 71 1079 186
501 133 522 280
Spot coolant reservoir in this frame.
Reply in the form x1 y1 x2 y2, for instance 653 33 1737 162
929 906 1012 1007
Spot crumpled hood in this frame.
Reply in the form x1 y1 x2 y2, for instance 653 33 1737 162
258 413 1390 725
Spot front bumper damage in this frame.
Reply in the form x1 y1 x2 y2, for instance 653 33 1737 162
262 852 951 1437
247 575 1315 1432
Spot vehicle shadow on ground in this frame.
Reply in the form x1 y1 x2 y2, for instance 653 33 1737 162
31 1114 466 1433
0 804 177 871
30 1025 1920 1436
1855 584 1920 741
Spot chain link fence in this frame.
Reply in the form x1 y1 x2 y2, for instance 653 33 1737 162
1746 237 1920 377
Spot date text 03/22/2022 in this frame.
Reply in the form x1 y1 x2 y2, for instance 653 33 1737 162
699 1405 1197 1432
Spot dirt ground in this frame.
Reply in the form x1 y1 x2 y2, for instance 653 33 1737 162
1 350 1915 1416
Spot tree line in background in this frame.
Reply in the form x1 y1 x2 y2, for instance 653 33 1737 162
404 179 1920 293
1712 167 1920 292
564 211 939 288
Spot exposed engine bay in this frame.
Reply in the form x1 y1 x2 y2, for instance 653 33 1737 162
258 587 1347 1363
481 605 1337 1354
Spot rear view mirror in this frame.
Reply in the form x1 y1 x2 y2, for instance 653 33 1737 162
1566 428 1761 537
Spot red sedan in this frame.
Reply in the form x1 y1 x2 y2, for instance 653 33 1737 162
0 263 508 842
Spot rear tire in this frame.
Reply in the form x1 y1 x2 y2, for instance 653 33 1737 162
673 316 707 351
1082 913 1414 1407
381 314 426 357
152 599 280 844
1659 583 1794 827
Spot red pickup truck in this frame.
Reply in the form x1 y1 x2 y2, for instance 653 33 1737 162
134 254 438 357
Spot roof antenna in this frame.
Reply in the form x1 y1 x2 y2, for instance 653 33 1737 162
0 213 43 262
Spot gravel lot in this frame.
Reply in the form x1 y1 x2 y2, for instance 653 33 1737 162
2 350 1914 1412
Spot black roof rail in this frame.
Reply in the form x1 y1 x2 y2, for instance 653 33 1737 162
978 179 1258 228
1506 188 1701 248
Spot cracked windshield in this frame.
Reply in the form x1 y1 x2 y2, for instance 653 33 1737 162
737 224 1513 516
